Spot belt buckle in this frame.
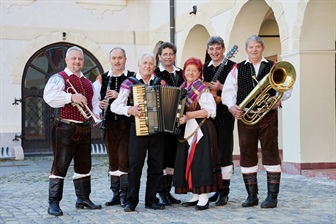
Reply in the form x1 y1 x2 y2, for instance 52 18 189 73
59 119 71 124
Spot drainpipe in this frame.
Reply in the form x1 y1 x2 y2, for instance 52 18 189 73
170 0 175 44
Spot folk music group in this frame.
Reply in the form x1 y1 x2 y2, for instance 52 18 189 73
43 34 293 216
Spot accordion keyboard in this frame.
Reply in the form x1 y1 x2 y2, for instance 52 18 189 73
132 85 149 136
132 84 186 136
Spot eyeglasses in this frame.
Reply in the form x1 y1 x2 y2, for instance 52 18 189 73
161 53 175 57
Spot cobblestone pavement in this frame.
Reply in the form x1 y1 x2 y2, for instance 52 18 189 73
0 156 335 224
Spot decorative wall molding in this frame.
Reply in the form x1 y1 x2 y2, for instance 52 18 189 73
76 0 127 13
1 0 35 10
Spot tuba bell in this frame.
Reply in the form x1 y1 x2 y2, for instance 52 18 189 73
239 61 296 125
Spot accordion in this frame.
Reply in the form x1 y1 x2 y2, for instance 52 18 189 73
132 84 187 136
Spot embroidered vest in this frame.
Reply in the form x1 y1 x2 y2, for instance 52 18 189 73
236 60 275 107
58 71 93 122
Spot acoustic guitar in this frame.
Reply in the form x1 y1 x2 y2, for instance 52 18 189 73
204 45 238 104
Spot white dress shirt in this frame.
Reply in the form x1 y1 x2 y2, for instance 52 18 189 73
92 69 129 114
199 89 217 119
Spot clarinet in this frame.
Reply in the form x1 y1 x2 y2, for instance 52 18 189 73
100 75 113 129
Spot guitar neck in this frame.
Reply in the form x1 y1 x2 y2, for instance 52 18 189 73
211 57 229 82
210 45 238 83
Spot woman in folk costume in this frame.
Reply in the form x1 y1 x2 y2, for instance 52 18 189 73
173 57 223 210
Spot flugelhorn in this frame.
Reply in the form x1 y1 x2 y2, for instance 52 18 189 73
239 61 296 125
66 79 102 125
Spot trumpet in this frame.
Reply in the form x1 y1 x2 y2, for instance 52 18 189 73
66 79 102 125
239 61 296 125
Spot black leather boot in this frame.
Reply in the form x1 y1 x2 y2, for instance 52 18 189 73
242 173 259 207
215 179 230 206
261 172 281 208
48 178 64 216
73 176 102 209
119 174 128 208
105 175 120 206
158 175 170 206
166 175 181 204
209 192 219 202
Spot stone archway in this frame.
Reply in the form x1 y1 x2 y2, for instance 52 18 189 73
11 31 108 84
180 24 210 65
226 0 307 59
174 13 214 67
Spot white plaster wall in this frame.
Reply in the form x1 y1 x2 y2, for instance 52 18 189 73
282 50 335 163
301 52 334 162
0 39 28 132
281 53 302 162
148 0 170 30
1 0 149 31
0 0 154 69
211 10 234 47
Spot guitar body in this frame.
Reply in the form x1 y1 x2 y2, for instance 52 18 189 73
203 81 222 105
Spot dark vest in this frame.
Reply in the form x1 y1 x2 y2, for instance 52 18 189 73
203 60 235 113
154 67 184 87
100 70 134 120
236 60 276 107
58 71 93 122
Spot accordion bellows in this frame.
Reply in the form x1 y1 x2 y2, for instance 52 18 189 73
132 84 187 136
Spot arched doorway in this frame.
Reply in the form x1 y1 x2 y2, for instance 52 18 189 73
181 24 209 65
21 42 104 155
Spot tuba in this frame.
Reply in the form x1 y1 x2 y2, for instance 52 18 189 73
239 61 296 125
66 79 102 125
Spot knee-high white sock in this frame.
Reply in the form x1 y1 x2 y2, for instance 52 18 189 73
188 193 199 202
221 165 233 179
197 193 208 206
264 165 281 172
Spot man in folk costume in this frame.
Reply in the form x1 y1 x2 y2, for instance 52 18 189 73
154 42 184 205
203 36 237 206
43 46 101 216
111 52 168 212
222 35 293 208
93 47 134 207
